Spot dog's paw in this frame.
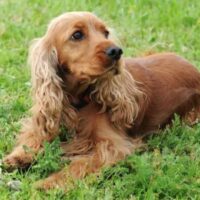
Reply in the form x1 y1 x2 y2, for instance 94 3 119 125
33 173 66 191
3 146 33 169
34 179 62 191
34 168 72 191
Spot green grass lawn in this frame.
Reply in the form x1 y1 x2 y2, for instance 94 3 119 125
1 0 200 199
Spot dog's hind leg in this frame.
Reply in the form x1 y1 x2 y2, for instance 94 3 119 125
183 106 200 126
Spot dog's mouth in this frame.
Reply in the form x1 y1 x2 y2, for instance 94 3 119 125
78 63 119 83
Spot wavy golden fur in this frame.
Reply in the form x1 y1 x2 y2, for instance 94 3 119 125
4 12 200 190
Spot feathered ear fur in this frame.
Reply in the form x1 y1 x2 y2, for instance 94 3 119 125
91 69 144 129
28 38 62 136
28 37 77 137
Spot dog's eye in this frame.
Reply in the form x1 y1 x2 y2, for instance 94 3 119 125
104 30 109 38
71 31 84 41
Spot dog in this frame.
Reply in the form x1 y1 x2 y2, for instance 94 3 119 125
3 11 200 190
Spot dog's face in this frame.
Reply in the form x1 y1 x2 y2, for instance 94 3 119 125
47 12 123 81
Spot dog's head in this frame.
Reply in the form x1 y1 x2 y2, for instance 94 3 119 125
52 12 123 80
30 12 123 87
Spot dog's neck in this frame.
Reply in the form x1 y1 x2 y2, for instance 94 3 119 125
58 64 90 94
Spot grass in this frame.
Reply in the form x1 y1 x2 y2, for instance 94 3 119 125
0 0 200 199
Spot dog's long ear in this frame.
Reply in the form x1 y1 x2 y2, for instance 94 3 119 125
28 37 77 136
91 70 144 129
28 37 63 136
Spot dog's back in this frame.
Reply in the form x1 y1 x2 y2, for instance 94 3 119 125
125 53 200 135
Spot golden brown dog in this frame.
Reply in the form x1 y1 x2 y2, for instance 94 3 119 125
4 12 200 190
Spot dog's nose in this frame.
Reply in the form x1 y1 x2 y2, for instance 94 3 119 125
106 46 123 60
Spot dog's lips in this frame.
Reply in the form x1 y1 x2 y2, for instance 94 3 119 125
104 61 121 75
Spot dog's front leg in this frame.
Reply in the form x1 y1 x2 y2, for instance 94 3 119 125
35 104 142 190
3 116 61 169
